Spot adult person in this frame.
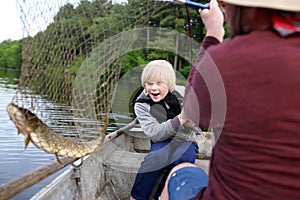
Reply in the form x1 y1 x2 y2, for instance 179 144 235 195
130 60 199 200
161 0 300 199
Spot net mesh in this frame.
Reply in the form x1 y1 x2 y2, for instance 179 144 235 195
11 0 205 142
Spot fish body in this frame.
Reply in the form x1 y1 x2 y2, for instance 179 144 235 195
6 103 105 160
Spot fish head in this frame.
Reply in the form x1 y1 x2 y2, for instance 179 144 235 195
7 103 41 135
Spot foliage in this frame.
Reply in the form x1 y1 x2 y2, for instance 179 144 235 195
4 0 231 98
0 40 22 69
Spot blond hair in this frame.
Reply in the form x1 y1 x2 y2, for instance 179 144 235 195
141 60 176 92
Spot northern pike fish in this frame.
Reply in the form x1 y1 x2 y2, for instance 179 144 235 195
6 103 105 163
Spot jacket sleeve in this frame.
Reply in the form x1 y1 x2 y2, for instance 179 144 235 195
184 36 220 129
134 102 179 142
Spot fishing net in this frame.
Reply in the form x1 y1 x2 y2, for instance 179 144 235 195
11 0 206 142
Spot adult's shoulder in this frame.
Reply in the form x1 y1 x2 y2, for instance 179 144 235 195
202 36 221 50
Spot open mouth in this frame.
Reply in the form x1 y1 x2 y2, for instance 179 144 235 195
150 92 160 96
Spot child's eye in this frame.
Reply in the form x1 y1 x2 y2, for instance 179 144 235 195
145 82 153 86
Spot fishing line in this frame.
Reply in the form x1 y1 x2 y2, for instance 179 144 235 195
185 5 194 66
154 0 210 66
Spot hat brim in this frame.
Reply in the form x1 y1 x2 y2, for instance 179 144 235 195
223 0 300 12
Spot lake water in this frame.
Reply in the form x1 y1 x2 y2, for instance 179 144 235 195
0 69 71 200
0 67 135 199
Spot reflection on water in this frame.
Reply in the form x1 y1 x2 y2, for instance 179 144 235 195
0 68 132 199
0 75 61 200
0 68 68 200
0 68 106 199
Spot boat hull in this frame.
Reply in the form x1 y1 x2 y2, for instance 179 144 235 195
31 131 210 200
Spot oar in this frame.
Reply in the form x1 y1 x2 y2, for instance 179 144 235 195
0 157 77 200
104 117 138 142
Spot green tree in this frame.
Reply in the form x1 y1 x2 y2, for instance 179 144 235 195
17 0 231 102
0 40 22 69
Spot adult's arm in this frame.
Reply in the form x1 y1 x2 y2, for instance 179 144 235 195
183 0 224 129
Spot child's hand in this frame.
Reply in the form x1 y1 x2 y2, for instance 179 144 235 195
178 110 195 127
177 111 186 125
185 119 195 127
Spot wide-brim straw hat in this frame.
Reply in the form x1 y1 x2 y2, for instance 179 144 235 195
223 0 300 12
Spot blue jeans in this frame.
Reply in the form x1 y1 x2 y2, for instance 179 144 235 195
131 139 198 200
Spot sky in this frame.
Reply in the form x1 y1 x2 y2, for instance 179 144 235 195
0 1 23 42
0 0 129 43
0 0 84 43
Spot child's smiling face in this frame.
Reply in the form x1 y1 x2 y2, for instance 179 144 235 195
144 81 169 102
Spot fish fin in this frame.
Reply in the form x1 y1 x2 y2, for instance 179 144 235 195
55 154 63 165
24 135 31 150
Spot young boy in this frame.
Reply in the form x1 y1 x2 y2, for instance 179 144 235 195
130 60 198 200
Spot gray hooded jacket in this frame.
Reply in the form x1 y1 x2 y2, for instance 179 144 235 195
134 90 199 143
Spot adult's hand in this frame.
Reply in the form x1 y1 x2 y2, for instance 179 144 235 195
200 0 225 42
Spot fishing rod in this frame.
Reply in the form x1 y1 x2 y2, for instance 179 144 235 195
158 1 210 65
163 0 210 9
104 1 210 10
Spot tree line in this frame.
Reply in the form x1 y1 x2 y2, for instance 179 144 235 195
1 0 229 79
0 40 22 69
